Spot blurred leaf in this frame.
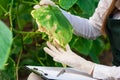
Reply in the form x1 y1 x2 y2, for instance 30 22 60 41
17 4 33 30
11 36 22 55
59 0 77 10
0 20 12 69
76 0 96 16
0 58 16 80
89 38 105 63
20 58 39 66
70 35 92 55
0 0 10 17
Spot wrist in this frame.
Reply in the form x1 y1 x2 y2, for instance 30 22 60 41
85 61 95 75
76 61 95 75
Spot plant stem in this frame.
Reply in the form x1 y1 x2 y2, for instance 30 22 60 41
16 49 23 80
13 28 41 34
0 4 8 14
36 55 45 66
9 0 13 30
16 0 22 30
16 34 23 80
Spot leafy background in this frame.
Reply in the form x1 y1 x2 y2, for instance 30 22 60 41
0 0 112 80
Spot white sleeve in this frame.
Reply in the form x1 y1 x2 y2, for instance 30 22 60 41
93 64 120 80
60 0 112 39
89 0 112 30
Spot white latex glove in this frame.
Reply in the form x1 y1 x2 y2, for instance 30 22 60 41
44 42 95 75
33 0 55 9
27 72 43 80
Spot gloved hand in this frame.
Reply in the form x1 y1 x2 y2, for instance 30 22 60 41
44 42 95 75
27 72 43 80
33 0 55 9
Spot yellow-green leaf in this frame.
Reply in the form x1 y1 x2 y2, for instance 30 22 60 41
31 6 73 47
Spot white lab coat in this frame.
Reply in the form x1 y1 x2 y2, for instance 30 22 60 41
61 0 120 80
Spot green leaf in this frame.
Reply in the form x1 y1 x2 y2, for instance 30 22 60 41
31 6 73 47
70 35 92 55
17 4 33 30
0 20 12 69
89 39 105 63
76 0 96 16
0 58 16 80
59 0 78 10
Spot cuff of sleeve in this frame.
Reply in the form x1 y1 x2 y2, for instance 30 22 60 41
93 64 112 79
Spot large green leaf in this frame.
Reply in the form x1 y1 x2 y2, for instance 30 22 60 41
31 5 73 47
0 20 12 69
89 39 105 63
76 0 96 16
59 0 78 10
70 35 93 55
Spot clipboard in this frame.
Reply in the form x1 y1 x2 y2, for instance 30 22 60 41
25 66 96 80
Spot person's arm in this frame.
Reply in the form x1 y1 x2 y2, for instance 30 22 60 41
34 0 112 39
44 42 95 75
93 64 120 80
44 42 120 80
60 10 101 39
60 0 113 39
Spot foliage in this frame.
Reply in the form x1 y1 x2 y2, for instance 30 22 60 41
59 0 78 10
0 20 12 69
58 0 105 63
0 0 110 80
0 58 16 80
31 5 73 47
